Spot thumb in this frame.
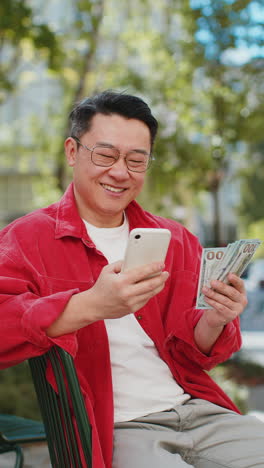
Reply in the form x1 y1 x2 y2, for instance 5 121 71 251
106 260 123 274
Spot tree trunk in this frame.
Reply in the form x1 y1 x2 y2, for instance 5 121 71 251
55 0 105 192
212 186 221 246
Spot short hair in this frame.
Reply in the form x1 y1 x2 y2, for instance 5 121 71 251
69 90 158 148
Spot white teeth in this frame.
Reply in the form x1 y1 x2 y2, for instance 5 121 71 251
102 184 125 193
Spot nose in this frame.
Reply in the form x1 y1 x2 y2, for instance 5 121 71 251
107 157 130 180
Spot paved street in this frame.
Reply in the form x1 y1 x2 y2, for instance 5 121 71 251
234 286 264 412
0 442 51 468
240 289 264 332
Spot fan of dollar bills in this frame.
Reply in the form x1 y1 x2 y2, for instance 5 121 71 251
196 239 262 309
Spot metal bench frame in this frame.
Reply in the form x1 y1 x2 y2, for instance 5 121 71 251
29 346 92 468
0 413 46 468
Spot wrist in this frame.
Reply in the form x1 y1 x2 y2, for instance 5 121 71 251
202 309 226 330
194 312 224 355
46 290 99 338
80 288 103 323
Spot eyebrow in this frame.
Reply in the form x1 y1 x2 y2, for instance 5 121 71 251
95 141 150 155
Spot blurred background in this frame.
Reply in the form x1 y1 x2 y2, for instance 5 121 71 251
0 0 263 421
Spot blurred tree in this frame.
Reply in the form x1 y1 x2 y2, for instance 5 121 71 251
241 219 264 258
89 0 211 217
1 0 263 235
0 0 61 103
54 0 105 190
0 362 40 419
88 0 264 242
238 73 264 229
239 143 264 224
185 0 264 245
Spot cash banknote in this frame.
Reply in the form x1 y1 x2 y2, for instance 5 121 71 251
195 239 262 309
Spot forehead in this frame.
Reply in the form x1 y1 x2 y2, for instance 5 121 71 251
83 113 151 148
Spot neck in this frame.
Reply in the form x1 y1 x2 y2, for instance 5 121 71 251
83 212 125 228
73 185 125 227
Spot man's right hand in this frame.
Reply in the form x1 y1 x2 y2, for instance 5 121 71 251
46 261 169 337
88 260 169 321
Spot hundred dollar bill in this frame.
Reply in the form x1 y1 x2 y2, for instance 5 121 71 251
195 239 262 309
211 239 261 283
195 247 227 309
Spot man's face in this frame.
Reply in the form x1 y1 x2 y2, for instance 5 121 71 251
65 113 151 227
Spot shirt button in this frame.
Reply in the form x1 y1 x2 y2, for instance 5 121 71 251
137 315 142 320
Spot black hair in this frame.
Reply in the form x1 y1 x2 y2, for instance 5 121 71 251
69 90 158 148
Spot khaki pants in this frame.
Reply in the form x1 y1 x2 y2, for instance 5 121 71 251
113 399 264 468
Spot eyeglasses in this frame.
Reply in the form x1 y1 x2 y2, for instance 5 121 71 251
72 136 152 173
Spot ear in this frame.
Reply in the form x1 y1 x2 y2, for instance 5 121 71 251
65 137 78 167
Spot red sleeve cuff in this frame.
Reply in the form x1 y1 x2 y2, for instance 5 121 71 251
166 309 242 371
21 288 79 356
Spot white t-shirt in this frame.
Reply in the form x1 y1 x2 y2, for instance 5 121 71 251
83 216 190 423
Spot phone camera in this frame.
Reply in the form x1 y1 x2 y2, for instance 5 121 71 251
135 234 141 239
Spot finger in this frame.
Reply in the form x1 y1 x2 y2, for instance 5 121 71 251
208 280 242 303
130 280 168 308
131 271 169 296
203 293 237 319
106 260 123 274
227 273 246 294
202 286 235 310
122 261 165 283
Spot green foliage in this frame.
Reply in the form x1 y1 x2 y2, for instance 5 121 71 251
0 0 61 102
239 220 264 258
227 357 264 383
0 362 41 420
0 0 32 41
239 144 264 225
210 363 249 414
1 0 263 217
87 0 263 226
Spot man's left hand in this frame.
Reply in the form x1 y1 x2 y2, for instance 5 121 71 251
202 273 248 328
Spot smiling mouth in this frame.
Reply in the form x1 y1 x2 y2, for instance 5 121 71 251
101 183 126 193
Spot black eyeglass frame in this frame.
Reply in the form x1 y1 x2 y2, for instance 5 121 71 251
71 136 152 173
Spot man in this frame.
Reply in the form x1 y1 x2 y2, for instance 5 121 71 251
0 91 263 468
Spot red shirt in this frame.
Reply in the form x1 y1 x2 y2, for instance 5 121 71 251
0 183 242 468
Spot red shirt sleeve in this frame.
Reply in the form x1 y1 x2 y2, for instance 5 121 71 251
0 250 78 369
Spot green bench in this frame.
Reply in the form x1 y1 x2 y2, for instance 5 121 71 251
0 413 46 468
1 346 92 468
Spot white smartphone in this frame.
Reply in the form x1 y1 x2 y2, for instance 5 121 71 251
121 228 171 273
